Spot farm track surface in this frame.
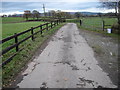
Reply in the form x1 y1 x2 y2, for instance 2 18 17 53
16 23 117 88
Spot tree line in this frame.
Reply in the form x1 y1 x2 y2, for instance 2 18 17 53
23 10 87 20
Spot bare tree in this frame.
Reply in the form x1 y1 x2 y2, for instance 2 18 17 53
48 10 56 18
32 10 40 20
99 0 120 24
23 10 32 21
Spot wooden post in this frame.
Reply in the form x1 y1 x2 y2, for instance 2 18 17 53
57 20 58 25
14 33 19 52
40 25 42 35
102 20 105 31
46 23 48 31
31 27 34 40
80 19 82 26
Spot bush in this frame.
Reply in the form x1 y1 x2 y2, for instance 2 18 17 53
111 23 120 34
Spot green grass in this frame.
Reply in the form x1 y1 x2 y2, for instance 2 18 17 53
2 22 45 38
79 17 117 30
2 17 25 23
2 21 46 54
67 17 117 30
2 22 65 87
2 21 53 68
2 17 48 24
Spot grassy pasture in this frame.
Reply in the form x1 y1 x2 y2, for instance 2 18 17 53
2 17 25 23
2 17 44 23
75 17 119 39
2 22 46 51
81 17 117 31
2 22 45 38
67 17 117 31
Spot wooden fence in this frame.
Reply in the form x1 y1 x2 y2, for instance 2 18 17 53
102 20 111 31
0 20 61 67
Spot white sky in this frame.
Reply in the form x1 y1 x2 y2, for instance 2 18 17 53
2 0 119 2
0 0 117 15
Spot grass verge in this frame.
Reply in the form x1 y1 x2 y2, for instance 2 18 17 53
2 23 65 88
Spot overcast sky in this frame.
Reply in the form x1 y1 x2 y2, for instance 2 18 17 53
1 0 116 15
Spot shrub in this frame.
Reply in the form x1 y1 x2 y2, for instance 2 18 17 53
111 23 120 34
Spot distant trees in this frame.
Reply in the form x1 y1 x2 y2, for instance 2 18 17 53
48 10 72 19
48 10 56 18
23 10 73 20
23 10 32 20
1 15 7 17
23 10 40 20
32 10 40 20
74 12 83 18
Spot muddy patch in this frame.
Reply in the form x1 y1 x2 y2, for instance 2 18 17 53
40 82 48 88
77 77 96 88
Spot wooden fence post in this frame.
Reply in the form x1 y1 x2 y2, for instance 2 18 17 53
57 20 58 25
31 27 34 40
102 20 105 31
80 19 82 26
46 23 48 31
40 25 42 35
14 33 19 52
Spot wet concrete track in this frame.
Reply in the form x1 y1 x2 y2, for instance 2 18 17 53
17 23 117 88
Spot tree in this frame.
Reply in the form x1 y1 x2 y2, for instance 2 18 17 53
32 10 40 20
65 12 73 19
99 1 120 24
48 10 56 18
74 12 82 19
23 10 32 20
2 14 7 17
118 1 120 24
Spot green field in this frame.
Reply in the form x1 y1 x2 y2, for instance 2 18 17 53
81 17 117 31
2 21 47 53
67 17 117 31
2 17 25 23
2 17 43 23
2 21 45 38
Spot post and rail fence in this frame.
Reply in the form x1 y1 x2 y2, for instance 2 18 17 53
102 20 111 31
0 20 61 67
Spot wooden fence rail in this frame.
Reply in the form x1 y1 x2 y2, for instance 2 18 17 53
0 20 61 67
102 20 111 31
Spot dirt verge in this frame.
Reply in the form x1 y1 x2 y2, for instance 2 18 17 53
78 28 119 86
